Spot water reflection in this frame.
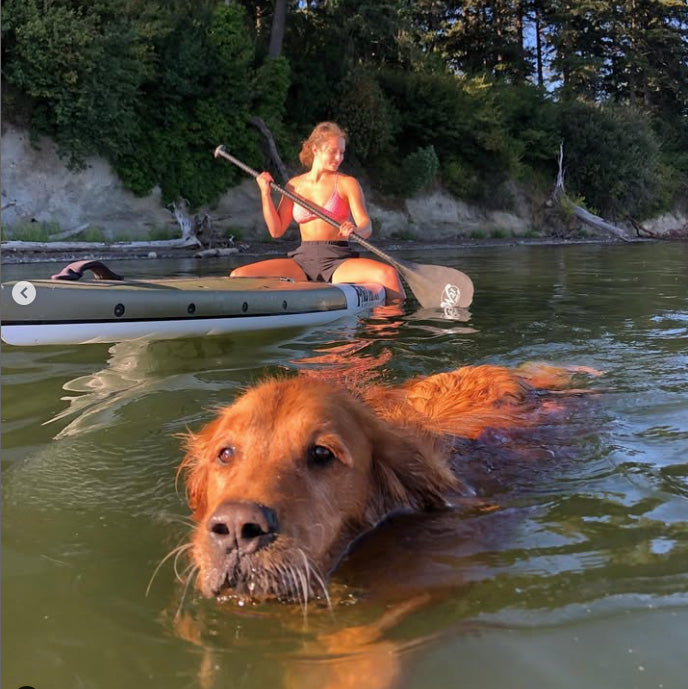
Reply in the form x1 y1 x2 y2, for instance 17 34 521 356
41 325 376 439
42 337 250 439
172 595 434 689
40 300 478 440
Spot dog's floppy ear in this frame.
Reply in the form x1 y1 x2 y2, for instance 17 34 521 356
177 416 225 518
363 414 458 523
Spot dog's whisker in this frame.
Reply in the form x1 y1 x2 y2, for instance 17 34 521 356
297 549 312 615
280 563 296 605
303 566 311 616
286 561 307 609
264 560 284 600
177 561 198 586
308 561 331 609
175 566 199 621
303 553 331 609
159 513 196 529
146 542 194 596
281 562 300 604
294 562 308 615
173 545 195 582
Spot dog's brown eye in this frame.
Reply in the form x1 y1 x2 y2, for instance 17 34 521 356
309 445 335 466
217 446 235 465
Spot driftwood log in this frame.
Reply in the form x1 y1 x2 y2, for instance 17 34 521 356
1 237 202 254
51 223 92 240
629 216 688 240
2 200 207 254
194 247 239 258
169 199 205 247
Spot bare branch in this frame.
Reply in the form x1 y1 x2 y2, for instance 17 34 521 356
249 116 289 182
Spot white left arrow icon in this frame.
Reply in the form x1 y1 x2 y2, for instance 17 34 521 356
12 281 37 306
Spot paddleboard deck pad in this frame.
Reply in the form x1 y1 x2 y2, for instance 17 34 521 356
1 270 386 346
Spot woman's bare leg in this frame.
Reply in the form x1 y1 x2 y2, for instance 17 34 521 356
331 258 406 303
230 258 308 281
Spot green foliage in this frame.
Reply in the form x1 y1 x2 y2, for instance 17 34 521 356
281 8 350 127
548 0 688 114
558 191 590 218
410 1 531 82
81 227 107 243
375 70 530 202
147 226 177 241
336 68 397 162
109 5 276 208
223 226 244 241
469 229 488 239
485 83 560 166
390 228 418 240
557 101 664 218
2 0 156 166
3 220 61 242
444 157 483 200
111 2 264 208
251 56 292 165
377 69 475 154
376 144 440 197
399 146 440 196
2 1 291 210
253 57 291 125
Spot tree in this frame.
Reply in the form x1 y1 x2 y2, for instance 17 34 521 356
547 0 612 99
545 0 688 112
609 0 688 115
408 1 535 83
1 0 159 165
268 0 288 57
112 2 259 207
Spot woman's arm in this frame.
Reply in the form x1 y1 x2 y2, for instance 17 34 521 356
256 172 294 238
339 176 372 239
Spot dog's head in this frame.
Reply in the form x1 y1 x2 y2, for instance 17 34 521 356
179 376 456 603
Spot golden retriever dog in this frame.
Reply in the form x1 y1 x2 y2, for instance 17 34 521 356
179 363 598 605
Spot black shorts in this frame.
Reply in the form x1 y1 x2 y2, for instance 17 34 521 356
288 241 359 282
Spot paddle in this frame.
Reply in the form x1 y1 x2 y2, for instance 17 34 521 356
214 145 474 308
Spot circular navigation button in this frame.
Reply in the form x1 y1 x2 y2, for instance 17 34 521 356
11 281 37 306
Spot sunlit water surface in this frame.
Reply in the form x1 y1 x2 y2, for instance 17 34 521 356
2 241 687 689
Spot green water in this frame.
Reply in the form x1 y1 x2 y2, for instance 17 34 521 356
2 241 687 689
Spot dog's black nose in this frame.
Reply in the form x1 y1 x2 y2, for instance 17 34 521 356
208 501 278 554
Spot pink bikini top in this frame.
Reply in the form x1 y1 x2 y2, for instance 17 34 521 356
292 175 351 224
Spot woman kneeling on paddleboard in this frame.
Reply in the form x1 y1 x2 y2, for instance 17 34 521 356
230 122 405 303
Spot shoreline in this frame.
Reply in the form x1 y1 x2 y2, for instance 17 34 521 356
0 235 646 266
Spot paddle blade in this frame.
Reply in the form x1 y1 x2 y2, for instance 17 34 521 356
396 260 474 309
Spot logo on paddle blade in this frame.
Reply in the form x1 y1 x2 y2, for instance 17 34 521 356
442 306 464 320
440 283 461 308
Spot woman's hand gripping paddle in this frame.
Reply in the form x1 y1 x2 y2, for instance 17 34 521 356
214 146 474 308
